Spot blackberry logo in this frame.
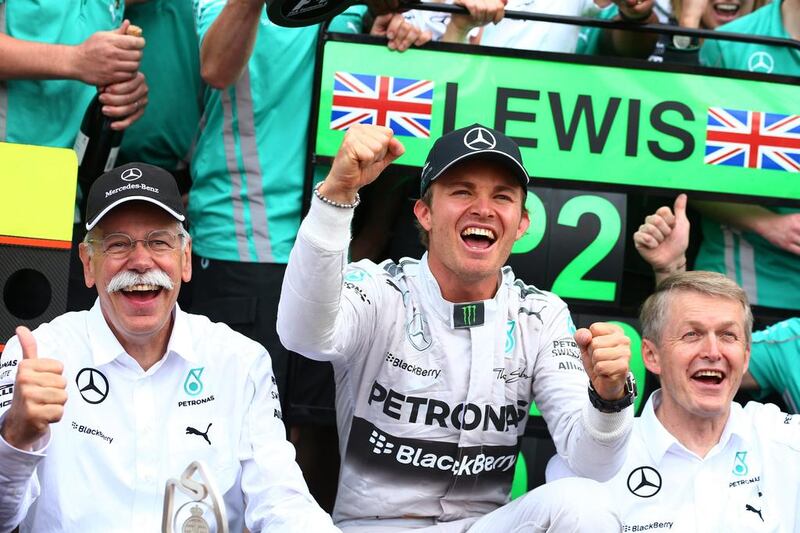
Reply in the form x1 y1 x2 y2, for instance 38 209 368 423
370 430 395 454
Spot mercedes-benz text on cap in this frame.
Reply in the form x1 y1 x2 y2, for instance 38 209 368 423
85 162 186 230
419 124 530 196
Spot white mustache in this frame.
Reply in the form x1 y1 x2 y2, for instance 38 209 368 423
107 269 174 293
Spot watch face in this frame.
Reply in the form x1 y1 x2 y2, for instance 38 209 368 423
672 35 692 50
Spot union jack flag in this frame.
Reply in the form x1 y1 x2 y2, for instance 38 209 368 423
705 107 800 172
330 72 434 138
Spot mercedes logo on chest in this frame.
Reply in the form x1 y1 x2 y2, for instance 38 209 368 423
627 466 662 498
463 127 497 151
120 167 143 182
76 368 109 404
747 51 774 74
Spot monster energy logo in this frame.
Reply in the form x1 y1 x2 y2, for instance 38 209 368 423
454 302 485 328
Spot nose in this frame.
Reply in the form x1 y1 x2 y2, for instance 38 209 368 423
126 239 156 271
470 195 494 219
701 334 722 360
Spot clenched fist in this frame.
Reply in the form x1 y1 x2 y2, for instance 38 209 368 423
0 327 67 451
319 125 405 205
575 322 631 402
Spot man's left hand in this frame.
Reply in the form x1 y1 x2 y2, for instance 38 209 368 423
575 323 631 401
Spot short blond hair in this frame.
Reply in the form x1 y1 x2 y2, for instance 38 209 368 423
640 271 753 346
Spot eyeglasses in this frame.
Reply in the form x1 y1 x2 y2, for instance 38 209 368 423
88 229 184 257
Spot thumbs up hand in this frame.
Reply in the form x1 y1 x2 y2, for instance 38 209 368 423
0 327 67 451
633 193 690 283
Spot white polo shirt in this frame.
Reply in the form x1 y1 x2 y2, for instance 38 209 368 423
0 302 337 533
549 390 800 531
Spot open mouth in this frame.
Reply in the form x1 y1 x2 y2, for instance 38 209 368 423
691 369 725 386
120 283 163 302
461 227 497 250
712 2 742 18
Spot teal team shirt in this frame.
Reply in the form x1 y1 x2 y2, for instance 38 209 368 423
749 318 800 413
118 0 202 171
695 1 800 310
700 0 799 77
0 0 123 148
190 0 363 263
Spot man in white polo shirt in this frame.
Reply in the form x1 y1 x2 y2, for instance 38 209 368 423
549 271 800 531
0 163 337 532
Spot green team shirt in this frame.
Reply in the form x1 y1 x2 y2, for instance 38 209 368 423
0 0 123 148
749 318 800 413
700 0 799 77
117 0 202 171
695 1 800 310
190 0 363 263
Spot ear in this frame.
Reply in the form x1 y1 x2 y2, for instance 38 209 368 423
181 238 192 283
515 205 530 241
78 243 96 289
641 338 661 375
742 345 751 376
413 199 432 232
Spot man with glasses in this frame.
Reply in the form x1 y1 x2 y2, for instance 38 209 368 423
0 163 337 531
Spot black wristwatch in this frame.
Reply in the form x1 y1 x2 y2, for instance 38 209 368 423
588 372 638 413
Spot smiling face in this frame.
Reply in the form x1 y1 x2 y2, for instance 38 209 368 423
700 0 756 28
643 290 750 426
413 159 529 301
79 202 191 351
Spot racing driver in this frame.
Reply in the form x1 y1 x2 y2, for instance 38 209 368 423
277 124 636 532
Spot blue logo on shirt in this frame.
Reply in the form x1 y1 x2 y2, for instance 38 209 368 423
505 320 516 353
184 368 205 396
733 451 749 476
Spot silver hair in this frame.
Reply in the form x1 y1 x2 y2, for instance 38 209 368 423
640 270 753 346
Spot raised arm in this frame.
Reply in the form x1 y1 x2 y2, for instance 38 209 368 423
532 306 634 481
277 126 404 360
0 327 67 530
197 0 264 89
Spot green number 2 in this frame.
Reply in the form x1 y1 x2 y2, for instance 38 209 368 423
513 192 622 302
551 195 621 302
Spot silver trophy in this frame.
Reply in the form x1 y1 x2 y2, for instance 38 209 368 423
162 461 229 533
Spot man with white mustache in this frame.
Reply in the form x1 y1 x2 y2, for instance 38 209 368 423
0 163 338 532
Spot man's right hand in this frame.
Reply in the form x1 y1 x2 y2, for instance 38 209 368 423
319 125 405 204
0 327 67 451
71 20 145 87
633 193 689 277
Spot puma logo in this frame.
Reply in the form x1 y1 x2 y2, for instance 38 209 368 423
745 504 764 522
186 423 212 445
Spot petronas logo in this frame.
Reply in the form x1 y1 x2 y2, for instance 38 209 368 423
184 367 204 397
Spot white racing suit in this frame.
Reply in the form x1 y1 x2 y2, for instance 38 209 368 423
277 199 632 530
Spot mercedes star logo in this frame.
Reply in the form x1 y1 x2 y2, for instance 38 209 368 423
406 312 432 351
627 466 662 498
76 368 109 404
747 51 774 74
463 127 497 151
120 167 143 182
